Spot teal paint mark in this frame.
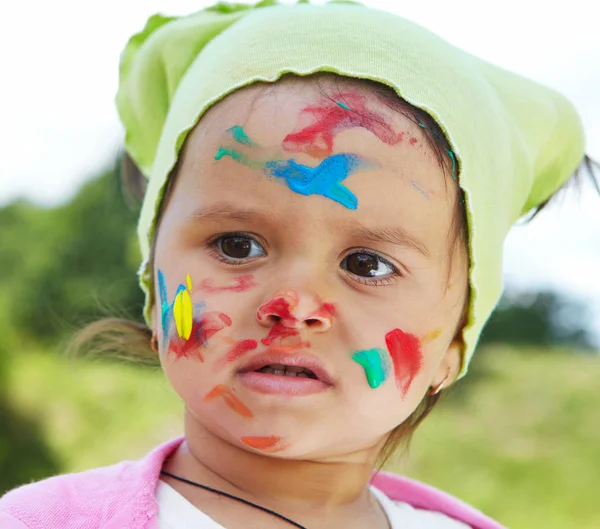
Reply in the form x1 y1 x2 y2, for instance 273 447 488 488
411 181 430 199
264 154 362 209
418 123 428 128
227 125 259 146
157 270 170 338
215 146 263 169
336 100 351 110
352 348 388 389
446 149 457 180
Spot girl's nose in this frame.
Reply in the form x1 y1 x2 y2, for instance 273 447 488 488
257 290 334 333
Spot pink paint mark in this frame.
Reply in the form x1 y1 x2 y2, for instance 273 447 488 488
308 302 336 321
385 328 423 398
204 384 253 418
283 93 406 158
226 339 258 363
167 312 232 362
199 274 258 294
409 137 418 145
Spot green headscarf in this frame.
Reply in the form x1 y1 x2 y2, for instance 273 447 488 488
116 0 585 377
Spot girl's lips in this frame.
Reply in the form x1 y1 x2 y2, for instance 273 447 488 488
236 349 335 391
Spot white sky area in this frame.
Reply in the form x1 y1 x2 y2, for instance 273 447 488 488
1 0 599 343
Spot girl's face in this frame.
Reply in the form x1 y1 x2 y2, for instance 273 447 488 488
153 81 468 459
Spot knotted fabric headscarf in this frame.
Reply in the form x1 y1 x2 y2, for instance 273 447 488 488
116 0 585 378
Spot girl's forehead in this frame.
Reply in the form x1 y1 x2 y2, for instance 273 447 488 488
174 81 456 255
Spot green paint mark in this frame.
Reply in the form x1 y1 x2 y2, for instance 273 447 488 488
214 146 263 169
418 122 428 128
336 100 351 110
227 125 259 146
352 348 388 389
446 149 457 180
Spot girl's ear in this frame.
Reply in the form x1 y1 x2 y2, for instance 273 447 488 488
432 339 463 390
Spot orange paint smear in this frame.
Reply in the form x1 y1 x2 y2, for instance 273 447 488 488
204 384 254 418
241 436 281 450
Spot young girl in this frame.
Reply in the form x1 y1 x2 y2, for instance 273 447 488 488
1 1 595 528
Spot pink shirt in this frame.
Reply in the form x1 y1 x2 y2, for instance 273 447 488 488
0 437 505 529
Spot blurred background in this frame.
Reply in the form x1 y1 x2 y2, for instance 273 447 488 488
0 1 598 527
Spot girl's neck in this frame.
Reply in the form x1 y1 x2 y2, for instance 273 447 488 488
164 413 383 511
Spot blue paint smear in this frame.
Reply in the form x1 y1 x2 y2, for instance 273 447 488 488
157 270 170 337
264 153 362 210
411 181 430 200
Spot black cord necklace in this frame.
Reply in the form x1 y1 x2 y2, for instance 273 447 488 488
160 470 307 529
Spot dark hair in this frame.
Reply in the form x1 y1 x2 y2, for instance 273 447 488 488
71 73 599 466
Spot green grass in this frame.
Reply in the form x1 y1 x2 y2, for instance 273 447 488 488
6 346 600 528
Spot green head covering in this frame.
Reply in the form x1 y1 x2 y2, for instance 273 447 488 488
116 0 585 378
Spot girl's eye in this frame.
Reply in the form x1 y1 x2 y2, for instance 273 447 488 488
341 251 398 281
212 234 266 263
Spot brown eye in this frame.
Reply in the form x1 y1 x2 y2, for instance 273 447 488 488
216 235 265 261
342 252 395 278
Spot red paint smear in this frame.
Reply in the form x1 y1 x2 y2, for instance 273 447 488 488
385 328 423 398
409 137 418 145
204 384 253 418
241 436 281 450
167 312 232 361
308 302 336 321
200 274 257 294
282 93 406 158
261 323 299 346
226 339 258 363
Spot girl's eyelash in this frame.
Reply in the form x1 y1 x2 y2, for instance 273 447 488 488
341 248 403 286
205 232 266 266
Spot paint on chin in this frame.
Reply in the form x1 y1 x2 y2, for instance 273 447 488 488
200 274 258 294
168 312 232 361
385 328 423 397
241 436 284 452
352 348 388 389
204 384 254 418
282 93 407 158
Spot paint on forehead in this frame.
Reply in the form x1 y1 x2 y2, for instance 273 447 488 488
264 154 361 209
241 436 283 451
411 181 430 200
168 311 232 361
200 274 258 294
215 146 263 170
204 384 254 418
385 328 423 398
227 125 260 146
352 348 388 389
282 93 407 158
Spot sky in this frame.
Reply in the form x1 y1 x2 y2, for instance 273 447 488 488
1 0 599 342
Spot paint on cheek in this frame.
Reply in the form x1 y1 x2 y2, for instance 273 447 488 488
282 93 407 158
411 181 430 200
226 339 259 363
264 153 362 210
173 274 194 339
157 270 171 336
200 274 258 294
352 348 388 389
385 329 424 397
204 385 253 418
409 137 418 145
167 312 232 361
422 328 442 344
241 436 283 451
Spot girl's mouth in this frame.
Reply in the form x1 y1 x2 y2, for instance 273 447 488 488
237 350 334 396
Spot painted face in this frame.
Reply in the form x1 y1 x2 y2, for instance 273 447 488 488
153 80 468 459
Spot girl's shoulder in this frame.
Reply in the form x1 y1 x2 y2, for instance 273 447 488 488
0 437 184 529
370 471 506 529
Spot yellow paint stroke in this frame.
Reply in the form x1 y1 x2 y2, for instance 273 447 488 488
421 328 442 344
173 288 193 339
186 273 193 292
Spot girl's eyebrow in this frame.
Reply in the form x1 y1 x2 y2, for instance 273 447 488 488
345 224 430 257
188 203 429 257
187 203 274 224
